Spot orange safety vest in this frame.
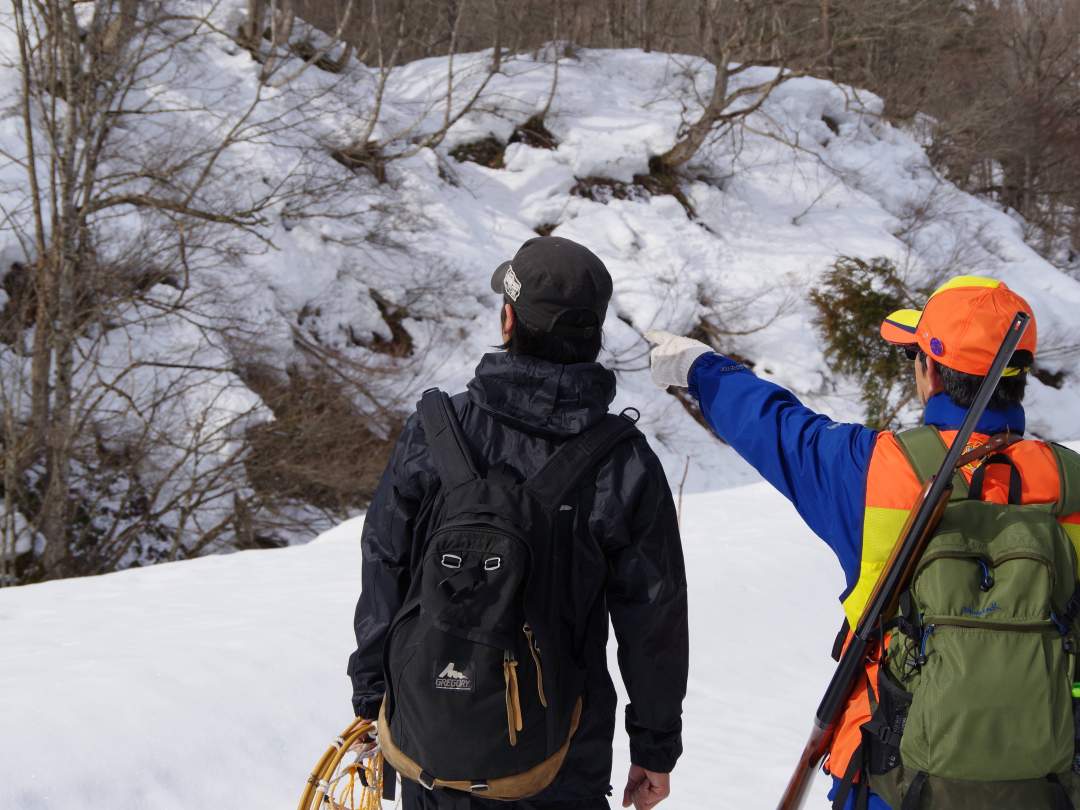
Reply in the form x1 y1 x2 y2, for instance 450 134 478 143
824 430 1080 779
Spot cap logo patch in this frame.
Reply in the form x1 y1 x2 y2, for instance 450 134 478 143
930 337 945 357
503 265 522 302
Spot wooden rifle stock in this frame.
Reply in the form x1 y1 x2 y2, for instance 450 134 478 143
774 311 1031 810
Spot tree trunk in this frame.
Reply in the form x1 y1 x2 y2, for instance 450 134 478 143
659 48 730 168
13 0 53 467
1 405 18 586
820 0 833 75
244 0 267 45
491 0 502 71
1000 154 1027 213
271 0 296 46
39 0 83 579
698 0 709 54
638 0 651 52
29 266 52 462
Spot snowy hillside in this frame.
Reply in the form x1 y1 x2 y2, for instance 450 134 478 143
227 39 1080 488
0 482 845 809
5 0 1080 575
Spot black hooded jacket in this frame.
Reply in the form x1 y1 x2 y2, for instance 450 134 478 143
347 352 688 800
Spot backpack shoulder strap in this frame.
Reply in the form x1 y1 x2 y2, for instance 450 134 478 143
894 426 970 500
418 388 480 491
526 413 641 507
1050 443 1080 517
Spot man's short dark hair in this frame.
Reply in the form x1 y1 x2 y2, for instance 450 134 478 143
917 350 1031 410
500 306 602 365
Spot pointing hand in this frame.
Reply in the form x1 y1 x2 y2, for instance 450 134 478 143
644 330 712 390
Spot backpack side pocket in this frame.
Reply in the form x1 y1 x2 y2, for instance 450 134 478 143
865 665 913 776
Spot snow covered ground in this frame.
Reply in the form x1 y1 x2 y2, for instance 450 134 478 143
6 445 1080 809
0 482 844 809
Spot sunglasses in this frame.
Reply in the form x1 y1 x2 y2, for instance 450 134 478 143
903 347 919 361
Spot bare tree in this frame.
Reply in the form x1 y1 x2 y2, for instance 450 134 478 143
657 1 813 171
0 0 374 582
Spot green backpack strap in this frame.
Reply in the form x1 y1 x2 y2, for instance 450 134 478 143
894 426 970 500
1050 443 1080 517
1049 444 1080 614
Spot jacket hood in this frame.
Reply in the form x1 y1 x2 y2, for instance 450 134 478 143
467 352 616 437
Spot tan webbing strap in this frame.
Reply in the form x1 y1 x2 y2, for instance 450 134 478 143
378 698 583 801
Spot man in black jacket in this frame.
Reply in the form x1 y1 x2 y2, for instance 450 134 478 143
347 236 688 810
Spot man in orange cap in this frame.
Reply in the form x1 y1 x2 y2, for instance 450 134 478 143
647 276 1080 809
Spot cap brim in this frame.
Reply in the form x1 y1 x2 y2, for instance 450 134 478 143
491 261 512 295
880 308 922 345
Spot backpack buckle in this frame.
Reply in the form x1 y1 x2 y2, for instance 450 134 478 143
483 556 502 572
441 554 462 569
874 722 902 748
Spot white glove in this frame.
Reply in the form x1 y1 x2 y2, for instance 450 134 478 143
645 330 713 389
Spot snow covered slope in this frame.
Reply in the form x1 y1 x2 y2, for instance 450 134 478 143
5 3 1079 559
0 482 844 809
248 41 1080 491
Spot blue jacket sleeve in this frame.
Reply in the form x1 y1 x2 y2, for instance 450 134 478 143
688 353 876 590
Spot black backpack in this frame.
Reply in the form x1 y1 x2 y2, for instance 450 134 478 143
378 388 640 800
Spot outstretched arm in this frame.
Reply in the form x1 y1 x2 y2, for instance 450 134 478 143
648 331 876 588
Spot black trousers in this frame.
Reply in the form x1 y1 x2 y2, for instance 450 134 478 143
401 783 610 810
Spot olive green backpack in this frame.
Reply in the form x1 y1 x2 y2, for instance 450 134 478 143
857 428 1080 810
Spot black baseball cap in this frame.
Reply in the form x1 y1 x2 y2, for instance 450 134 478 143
490 236 613 338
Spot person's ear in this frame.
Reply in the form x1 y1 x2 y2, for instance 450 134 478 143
501 303 515 342
924 354 944 398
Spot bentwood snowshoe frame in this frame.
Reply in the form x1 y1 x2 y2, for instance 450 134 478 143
298 717 387 810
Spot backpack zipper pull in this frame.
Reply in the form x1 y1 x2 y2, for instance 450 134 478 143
523 624 548 708
978 559 995 591
503 650 522 746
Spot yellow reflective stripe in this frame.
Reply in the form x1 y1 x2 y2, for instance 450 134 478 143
842 560 885 627
842 506 911 626
884 309 921 331
931 275 1003 296
1062 521 1080 578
